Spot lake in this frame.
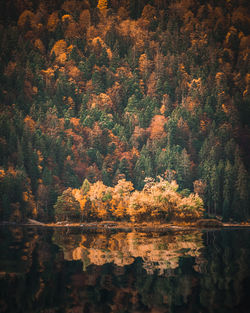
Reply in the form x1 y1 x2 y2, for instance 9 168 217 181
0 226 249 313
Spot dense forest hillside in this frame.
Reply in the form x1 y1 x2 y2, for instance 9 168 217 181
0 0 249 222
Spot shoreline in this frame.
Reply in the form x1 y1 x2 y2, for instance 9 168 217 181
1 220 250 232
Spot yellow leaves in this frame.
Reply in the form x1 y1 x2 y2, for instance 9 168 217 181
128 178 203 222
176 194 204 221
72 188 82 201
115 179 134 194
55 176 203 223
88 181 109 203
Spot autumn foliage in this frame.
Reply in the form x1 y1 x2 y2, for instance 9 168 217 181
54 177 204 223
0 0 249 223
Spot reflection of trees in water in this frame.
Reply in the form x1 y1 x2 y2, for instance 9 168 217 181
0 227 65 313
198 230 250 313
53 230 204 274
0 228 249 313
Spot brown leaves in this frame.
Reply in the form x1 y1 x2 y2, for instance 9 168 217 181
18 10 35 28
34 39 45 54
148 115 167 140
79 9 91 31
47 11 60 32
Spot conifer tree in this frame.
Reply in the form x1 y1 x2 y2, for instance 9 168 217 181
223 160 234 221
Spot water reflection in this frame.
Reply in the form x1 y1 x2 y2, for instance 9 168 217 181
53 229 204 275
0 226 249 313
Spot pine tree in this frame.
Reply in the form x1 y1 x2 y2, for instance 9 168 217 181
54 188 80 222
223 160 234 221
81 179 90 196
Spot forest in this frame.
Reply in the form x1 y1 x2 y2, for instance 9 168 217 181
0 0 249 223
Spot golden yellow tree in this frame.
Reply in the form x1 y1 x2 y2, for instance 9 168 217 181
110 179 134 220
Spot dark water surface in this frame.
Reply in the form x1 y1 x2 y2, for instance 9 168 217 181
0 226 249 313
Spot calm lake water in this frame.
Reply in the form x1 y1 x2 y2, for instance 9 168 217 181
0 226 249 313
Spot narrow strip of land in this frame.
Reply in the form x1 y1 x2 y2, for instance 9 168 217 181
1 220 250 232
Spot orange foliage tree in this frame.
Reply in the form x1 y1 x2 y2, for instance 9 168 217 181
148 115 167 141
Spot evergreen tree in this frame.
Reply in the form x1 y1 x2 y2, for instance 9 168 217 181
54 188 80 222
223 160 234 221
134 146 153 189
